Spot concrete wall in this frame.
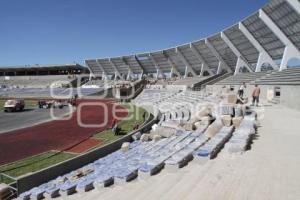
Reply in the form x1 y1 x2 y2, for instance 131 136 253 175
207 84 272 102
16 113 158 194
280 86 300 111
88 87 114 98
207 84 300 111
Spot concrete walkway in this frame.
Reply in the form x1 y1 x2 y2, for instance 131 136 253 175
63 105 300 200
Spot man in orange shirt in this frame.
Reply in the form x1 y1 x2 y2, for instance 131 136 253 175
252 84 261 107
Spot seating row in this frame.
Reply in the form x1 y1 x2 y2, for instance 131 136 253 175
19 121 240 200
224 116 256 153
214 71 269 85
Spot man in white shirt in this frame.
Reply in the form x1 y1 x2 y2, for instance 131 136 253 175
238 82 246 98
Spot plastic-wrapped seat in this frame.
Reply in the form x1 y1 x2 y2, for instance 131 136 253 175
76 177 94 193
43 184 60 199
193 145 214 164
138 161 164 179
94 174 114 190
165 135 208 171
193 129 232 164
224 118 256 153
114 168 138 184
29 187 44 200
19 191 31 200
59 181 77 196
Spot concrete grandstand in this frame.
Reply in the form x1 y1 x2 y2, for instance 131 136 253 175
0 0 300 200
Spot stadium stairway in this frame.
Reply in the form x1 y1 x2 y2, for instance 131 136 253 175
172 76 211 87
193 73 232 90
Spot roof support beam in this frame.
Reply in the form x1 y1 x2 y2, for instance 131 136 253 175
162 51 181 77
189 43 214 75
175 48 197 77
95 59 109 78
85 62 96 79
126 69 132 81
259 9 300 71
221 32 254 74
109 59 124 80
287 0 300 15
122 57 135 73
122 57 135 80
205 39 233 73
148 53 165 79
134 55 146 75
239 22 278 72
217 61 222 74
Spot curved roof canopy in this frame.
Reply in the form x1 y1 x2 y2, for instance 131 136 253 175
86 0 300 78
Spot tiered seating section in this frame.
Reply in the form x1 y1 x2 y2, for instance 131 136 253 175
0 75 108 97
135 90 205 122
155 91 218 123
0 75 75 88
171 76 211 86
224 117 256 153
253 67 300 85
18 89 257 199
82 80 116 88
0 88 104 98
214 71 269 85
213 68 300 86
19 118 255 200
134 89 179 106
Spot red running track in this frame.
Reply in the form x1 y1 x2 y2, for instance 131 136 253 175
0 99 127 165
65 138 102 154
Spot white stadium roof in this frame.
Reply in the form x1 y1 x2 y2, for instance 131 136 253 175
85 0 300 78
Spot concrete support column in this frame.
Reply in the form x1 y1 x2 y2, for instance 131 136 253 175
256 51 275 72
239 22 278 71
280 45 300 71
259 9 300 71
221 32 253 73
140 71 144 80
217 61 222 75
205 39 233 73
101 72 106 80
199 64 204 76
126 69 131 81
170 67 174 78
176 47 197 77
190 43 214 75
234 57 247 75
287 0 300 15
114 71 117 81
184 66 188 78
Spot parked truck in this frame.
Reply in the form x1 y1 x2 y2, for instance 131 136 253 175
3 99 25 112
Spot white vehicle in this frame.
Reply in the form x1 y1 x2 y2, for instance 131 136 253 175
4 99 25 112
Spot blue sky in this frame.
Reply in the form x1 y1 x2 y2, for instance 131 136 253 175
0 0 267 66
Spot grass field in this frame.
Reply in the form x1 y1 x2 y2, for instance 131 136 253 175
92 104 147 146
0 99 37 111
0 103 148 184
0 151 75 184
